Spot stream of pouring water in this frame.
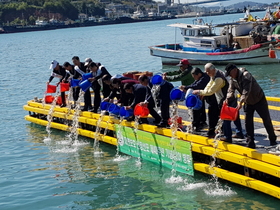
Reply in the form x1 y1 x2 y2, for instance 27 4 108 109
67 91 84 144
45 90 60 140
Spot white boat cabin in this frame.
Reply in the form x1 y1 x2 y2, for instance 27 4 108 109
169 23 230 53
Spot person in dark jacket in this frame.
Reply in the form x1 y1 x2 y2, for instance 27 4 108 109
124 83 161 124
225 63 277 149
180 67 209 131
139 75 173 127
162 59 194 86
72 56 92 111
87 62 111 113
63 61 81 107
47 60 67 107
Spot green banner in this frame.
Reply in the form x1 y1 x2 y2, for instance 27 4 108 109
115 125 194 176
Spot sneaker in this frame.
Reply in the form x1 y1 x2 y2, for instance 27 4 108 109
60 104 66 108
206 133 216 138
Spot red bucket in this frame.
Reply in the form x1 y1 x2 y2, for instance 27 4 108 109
134 103 149 117
220 103 238 121
60 82 70 92
56 96 63 105
46 84 57 93
45 95 54 104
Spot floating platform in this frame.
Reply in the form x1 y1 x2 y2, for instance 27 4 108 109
23 97 280 199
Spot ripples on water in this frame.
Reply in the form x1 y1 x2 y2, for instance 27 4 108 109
1 11 280 209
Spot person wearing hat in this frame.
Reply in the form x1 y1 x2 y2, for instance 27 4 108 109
192 63 229 138
47 60 67 107
225 63 277 149
162 59 194 86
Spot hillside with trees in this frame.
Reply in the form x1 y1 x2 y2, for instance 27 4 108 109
0 0 106 25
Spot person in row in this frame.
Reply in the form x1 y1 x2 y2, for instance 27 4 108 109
180 67 209 132
192 63 229 138
72 56 92 111
86 61 111 113
138 75 174 127
124 82 162 124
224 63 277 149
47 60 67 107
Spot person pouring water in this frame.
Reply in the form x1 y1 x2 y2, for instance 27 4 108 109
47 60 67 107
162 59 194 86
179 67 209 132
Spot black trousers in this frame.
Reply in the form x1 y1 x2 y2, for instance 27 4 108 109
102 83 111 99
93 84 101 112
160 99 170 123
84 89 92 110
73 87 80 102
244 96 276 145
205 95 219 135
192 99 206 128
148 103 162 123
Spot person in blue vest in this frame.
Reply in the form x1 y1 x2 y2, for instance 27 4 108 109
124 83 161 124
180 67 209 132
47 60 67 107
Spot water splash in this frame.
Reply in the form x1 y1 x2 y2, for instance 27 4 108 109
115 116 125 158
169 100 179 175
186 108 194 133
209 119 224 182
204 182 237 197
45 90 60 139
93 110 106 153
67 91 84 144
113 155 131 162
178 182 208 191
151 84 161 110
165 174 184 184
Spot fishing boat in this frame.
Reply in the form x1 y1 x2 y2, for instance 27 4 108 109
23 82 280 199
149 19 279 65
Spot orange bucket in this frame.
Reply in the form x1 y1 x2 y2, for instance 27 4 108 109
134 103 149 117
45 95 54 104
46 84 57 93
60 82 70 92
220 103 238 121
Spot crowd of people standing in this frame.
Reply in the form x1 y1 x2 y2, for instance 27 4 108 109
47 56 278 149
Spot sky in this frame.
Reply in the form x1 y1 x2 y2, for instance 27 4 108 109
156 0 279 7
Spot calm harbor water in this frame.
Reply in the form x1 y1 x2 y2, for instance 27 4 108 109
1 11 280 209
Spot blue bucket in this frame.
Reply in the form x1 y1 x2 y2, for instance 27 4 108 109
82 72 93 81
151 74 163 85
108 104 121 115
170 88 185 101
185 94 202 110
119 107 133 118
79 80 92 92
70 79 80 87
100 101 111 111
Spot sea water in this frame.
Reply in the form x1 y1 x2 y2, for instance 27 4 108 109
1 11 280 209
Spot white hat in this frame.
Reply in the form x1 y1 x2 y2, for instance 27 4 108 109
50 60 58 70
84 58 92 66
